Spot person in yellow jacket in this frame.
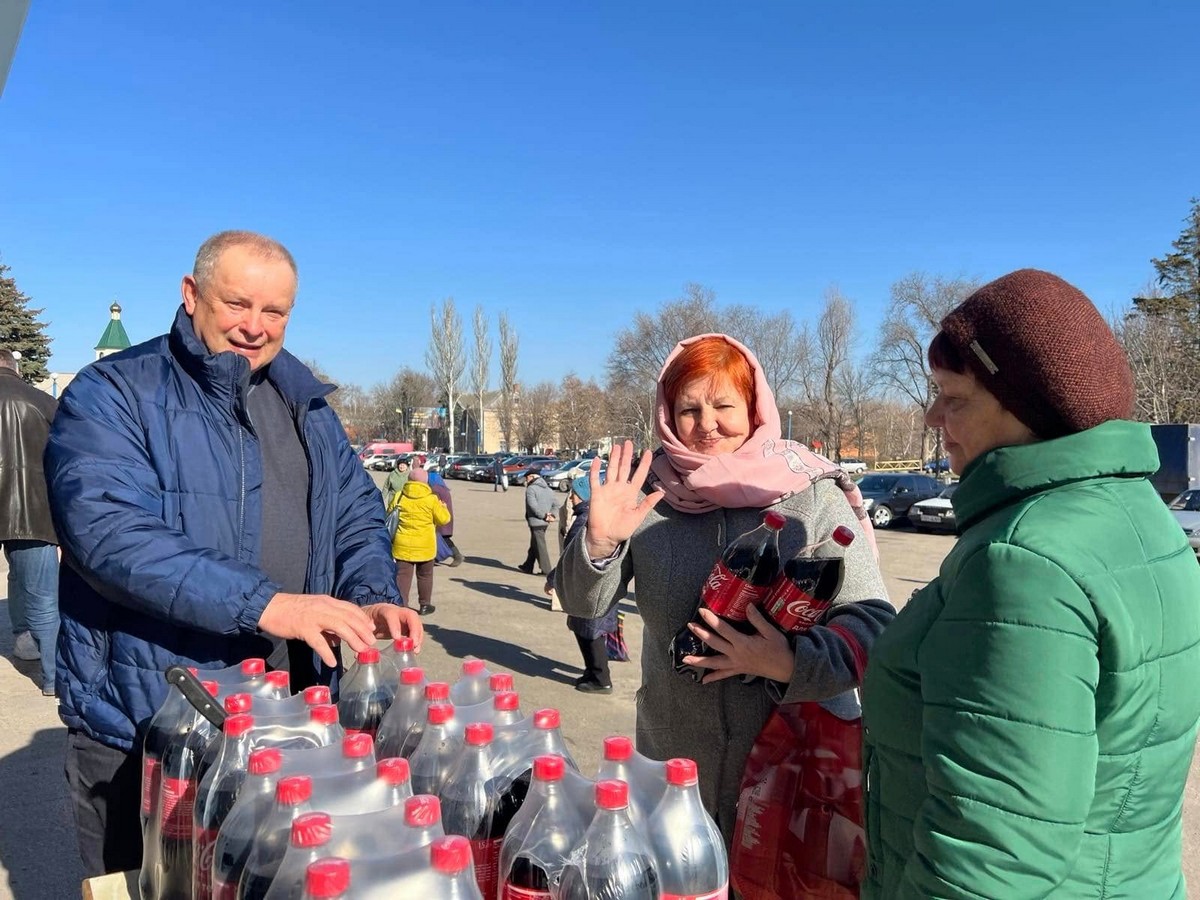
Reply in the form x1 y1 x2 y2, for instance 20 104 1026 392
387 467 450 616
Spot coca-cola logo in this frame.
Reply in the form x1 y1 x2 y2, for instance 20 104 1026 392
785 600 823 626
196 830 217 896
704 567 730 594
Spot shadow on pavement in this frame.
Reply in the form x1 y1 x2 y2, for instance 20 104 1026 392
0 726 82 900
421 623 581 686
451 577 550 609
462 555 516 571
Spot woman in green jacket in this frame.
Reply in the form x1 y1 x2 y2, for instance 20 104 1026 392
862 269 1200 899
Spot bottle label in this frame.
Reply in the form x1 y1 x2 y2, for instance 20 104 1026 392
470 837 502 900
701 561 772 621
502 885 552 900
213 878 238 900
159 777 196 838
141 756 161 816
763 578 830 632
662 886 729 900
194 826 220 898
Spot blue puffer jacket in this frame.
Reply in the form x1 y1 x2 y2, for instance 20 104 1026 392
45 307 402 751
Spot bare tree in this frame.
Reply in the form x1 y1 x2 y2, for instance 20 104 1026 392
425 298 467 454
1115 282 1200 422
498 312 519 452
517 381 558 452
469 305 491 453
836 365 876 459
873 273 978 460
369 368 438 442
801 288 855 458
557 373 606 453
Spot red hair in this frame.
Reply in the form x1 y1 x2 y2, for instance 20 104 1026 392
661 336 756 413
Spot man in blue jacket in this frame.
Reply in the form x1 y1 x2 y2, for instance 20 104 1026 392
44 230 421 876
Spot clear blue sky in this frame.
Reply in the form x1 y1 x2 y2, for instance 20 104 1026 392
2 2 1197 390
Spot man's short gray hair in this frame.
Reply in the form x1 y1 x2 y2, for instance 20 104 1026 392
0 349 18 372
192 231 298 293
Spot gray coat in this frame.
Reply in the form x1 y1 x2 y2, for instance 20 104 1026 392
557 477 894 845
524 475 557 528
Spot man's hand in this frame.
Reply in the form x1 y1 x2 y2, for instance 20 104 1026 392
258 592 379 668
363 603 424 651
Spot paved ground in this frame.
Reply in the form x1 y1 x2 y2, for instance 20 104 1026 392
0 474 1196 898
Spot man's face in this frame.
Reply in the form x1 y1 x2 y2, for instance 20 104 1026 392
181 244 296 371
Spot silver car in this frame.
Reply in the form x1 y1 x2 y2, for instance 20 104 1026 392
1167 490 1200 554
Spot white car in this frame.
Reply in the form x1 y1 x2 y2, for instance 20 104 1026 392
545 459 604 492
910 483 959 533
839 457 868 475
1168 490 1200 554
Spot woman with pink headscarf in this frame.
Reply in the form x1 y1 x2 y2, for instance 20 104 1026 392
556 333 894 846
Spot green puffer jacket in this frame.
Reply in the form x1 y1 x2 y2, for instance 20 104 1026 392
862 420 1200 899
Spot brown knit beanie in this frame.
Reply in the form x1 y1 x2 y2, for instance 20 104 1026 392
938 269 1134 439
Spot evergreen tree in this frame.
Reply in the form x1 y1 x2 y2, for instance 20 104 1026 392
0 262 53 383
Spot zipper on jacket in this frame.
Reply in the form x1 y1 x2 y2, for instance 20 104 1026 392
237 431 246 558
296 400 317 593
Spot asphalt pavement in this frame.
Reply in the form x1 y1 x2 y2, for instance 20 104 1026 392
0 473 1196 898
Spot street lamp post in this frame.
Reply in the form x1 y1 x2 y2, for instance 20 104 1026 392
787 410 793 441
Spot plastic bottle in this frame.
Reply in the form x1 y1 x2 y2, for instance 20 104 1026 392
498 755 589 899
449 658 492 706
558 780 660 900
492 691 523 727
489 672 515 694
441 723 502 900
497 709 577 827
408 702 458 796
142 678 217 900
761 525 854 633
302 685 332 707
302 857 351 899
373 757 413 807
259 812 333 900
306 704 346 747
428 836 486 899
209 748 284 900
192 714 257 899
672 511 785 681
595 737 649 830
381 635 416 674
337 648 395 739
374 667 426 759
206 658 268 684
648 759 729 900
237 775 315 899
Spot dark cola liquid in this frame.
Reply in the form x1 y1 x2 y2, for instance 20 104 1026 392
558 853 660 900
763 557 846 633
505 855 551 891
237 823 294 900
494 772 529 834
194 785 239 900
156 726 211 900
338 689 392 738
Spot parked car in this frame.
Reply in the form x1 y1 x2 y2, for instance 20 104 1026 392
508 457 563 482
471 456 520 482
856 473 942 528
446 455 492 479
545 459 597 492
838 457 868 475
1167 489 1200 555
924 457 951 473
909 483 960 533
365 452 401 471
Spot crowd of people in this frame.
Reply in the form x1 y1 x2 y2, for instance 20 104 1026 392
2 229 1197 896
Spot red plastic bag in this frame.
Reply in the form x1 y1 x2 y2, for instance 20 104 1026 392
732 701 865 900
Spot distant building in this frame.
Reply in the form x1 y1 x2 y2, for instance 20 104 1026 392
95 301 132 359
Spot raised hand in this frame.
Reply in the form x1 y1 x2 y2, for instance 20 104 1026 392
583 440 664 559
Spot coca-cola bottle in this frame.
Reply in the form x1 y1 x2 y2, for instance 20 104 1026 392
302 857 351 899
401 794 446 850
260 812 333 900
210 748 284 900
498 708 576 827
558 780 660 900
492 691 522 727
306 704 345 746
193 713 257 899
499 755 588 900
672 511 785 681
450 658 491 706
143 678 218 900
337 648 395 739
489 672 515 694
428 836 486 899
375 667 426 759
761 525 854 633
441 723 502 900
408 702 458 796
381 635 416 675
595 736 656 830
649 759 729 900
237 775 315 899
207 658 268 685
303 685 332 707
264 670 291 695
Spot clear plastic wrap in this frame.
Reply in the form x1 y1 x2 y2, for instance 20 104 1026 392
373 666 426 759
449 657 492 706
555 780 660 900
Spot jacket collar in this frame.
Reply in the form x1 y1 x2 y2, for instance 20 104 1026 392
402 481 434 499
952 420 1159 532
167 305 334 413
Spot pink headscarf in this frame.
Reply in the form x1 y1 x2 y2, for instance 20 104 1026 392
648 333 877 554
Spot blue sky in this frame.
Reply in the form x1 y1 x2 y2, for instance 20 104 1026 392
2 2 1197 391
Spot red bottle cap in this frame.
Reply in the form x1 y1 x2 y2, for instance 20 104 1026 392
665 758 699 787
303 685 332 706
342 733 374 758
305 857 350 897
595 779 629 810
309 704 338 726
426 702 454 725
186 666 199 676
241 658 266 676
405 795 441 827
201 680 220 697
425 681 450 701
225 713 254 737
357 647 380 665
462 658 486 676
291 812 332 848
533 755 565 781
764 511 787 531
376 757 410 785
266 670 290 690
533 709 560 730
400 667 425 686
249 748 283 776
489 672 514 692
831 525 855 548
430 835 472 874
277 775 313 805
392 636 414 653
493 691 519 712
603 736 633 761
224 693 252 714
464 723 494 746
